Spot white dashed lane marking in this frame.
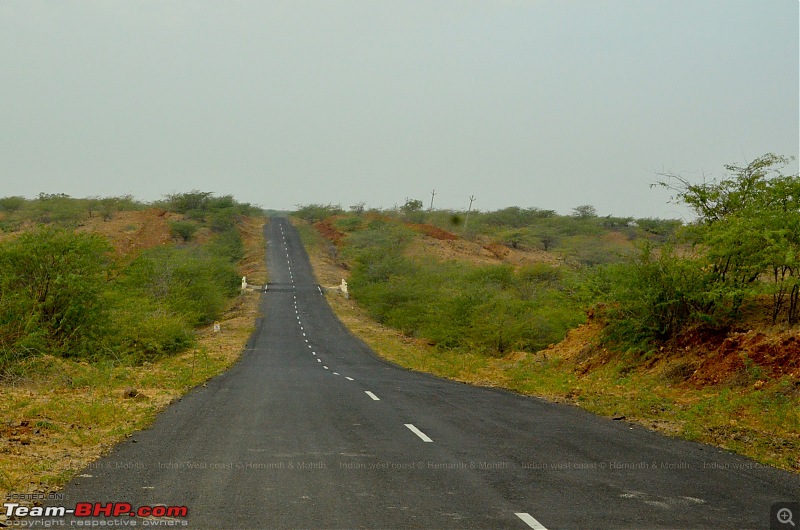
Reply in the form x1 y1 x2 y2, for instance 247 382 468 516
515 513 548 530
365 391 380 401
345 377 354 381
404 424 433 443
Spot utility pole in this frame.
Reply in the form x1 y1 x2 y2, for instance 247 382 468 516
429 189 437 212
464 195 476 234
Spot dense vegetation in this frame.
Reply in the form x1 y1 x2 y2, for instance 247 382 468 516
590 154 799 351
295 197 676 356
0 193 144 231
297 153 798 358
342 218 583 354
0 191 261 372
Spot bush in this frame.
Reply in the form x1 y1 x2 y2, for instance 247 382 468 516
121 246 239 326
345 220 584 355
30 193 86 226
163 190 214 216
210 229 245 263
169 220 199 242
103 295 194 363
0 196 26 213
294 203 344 223
335 217 364 233
0 192 259 371
0 228 113 365
586 245 715 352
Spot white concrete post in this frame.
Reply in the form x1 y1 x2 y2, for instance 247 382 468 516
341 279 349 299
241 276 247 292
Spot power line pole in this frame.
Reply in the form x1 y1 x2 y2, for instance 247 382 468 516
429 189 437 212
464 195 476 234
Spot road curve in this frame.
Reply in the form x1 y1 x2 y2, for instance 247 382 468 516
55 217 799 529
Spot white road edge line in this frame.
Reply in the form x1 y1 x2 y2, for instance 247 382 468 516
515 513 548 530
365 391 380 401
404 424 432 442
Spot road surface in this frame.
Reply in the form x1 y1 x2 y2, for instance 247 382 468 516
55 217 799 529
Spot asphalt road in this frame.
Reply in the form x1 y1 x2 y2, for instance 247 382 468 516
55 217 799 529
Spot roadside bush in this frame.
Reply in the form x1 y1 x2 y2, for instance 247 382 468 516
0 228 113 365
294 203 344 223
121 246 239 327
0 192 259 372
103 294 194 362
210 229 245 263
586 244 715 353
209 209 238 233
345 220 584 355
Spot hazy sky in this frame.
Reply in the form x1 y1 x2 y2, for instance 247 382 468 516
1 1 797 219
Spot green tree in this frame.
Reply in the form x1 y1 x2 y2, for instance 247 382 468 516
571 204 597 218
659 154 799 321
400 198 424 213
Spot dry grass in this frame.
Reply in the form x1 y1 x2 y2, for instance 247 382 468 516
0 217 267 504
402 231 561 270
